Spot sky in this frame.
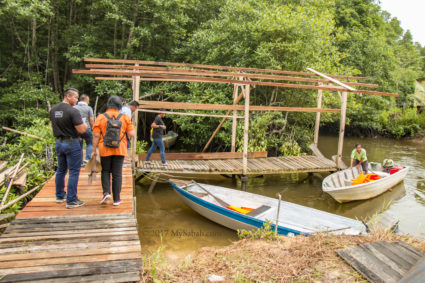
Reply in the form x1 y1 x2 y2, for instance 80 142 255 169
379 0 425 46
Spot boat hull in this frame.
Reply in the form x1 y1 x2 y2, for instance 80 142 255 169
323 167 409 203
170 183 301 236
170 181 366 236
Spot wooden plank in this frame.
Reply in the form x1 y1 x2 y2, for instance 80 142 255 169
27 271 141 283
337 91 347 169
0 230 138 243
314 87 322 145
337 248 401 283
139 108 243 119
242 84 250 176
337 241 424 283
0 240 141 255
86 64 379 88
83 58 372 80
73 69 398 97
0 235 140 249
138 151 267 160
0 252 141 269
138 100 341 113
95 77 132 81
0 260 141 282
0 246 141 262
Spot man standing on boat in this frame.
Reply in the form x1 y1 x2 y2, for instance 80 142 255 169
350 144 368 173
145 109 167 166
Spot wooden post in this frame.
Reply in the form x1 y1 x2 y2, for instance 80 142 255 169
337 91 347 168
131 64 140 171
314 87 323 146
241 83 250 190
231 84 238 152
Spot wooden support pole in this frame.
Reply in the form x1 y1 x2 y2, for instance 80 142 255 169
337 91 348 168
231 84 239 152
2 127 45 141
131 64 140 171
242 84 250 176
314 87 323 146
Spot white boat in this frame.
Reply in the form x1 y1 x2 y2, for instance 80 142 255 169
169 179 366 236
322 166 409 203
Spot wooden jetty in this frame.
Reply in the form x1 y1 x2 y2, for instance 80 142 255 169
73 58 399 186
0 168 142 282
136 153 337 175
337 241 425 283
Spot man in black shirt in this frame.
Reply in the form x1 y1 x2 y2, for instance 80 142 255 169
49 88 87 208
145 109 167 165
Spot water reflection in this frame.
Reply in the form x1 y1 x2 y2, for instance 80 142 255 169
136 136 425 261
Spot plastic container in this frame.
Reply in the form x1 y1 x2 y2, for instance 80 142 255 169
369 162 381 171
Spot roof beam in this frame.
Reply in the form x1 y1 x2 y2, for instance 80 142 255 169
86 64 379 88
84 58 371 81
307 68 356 91
138 100 341 113
73 69 398 97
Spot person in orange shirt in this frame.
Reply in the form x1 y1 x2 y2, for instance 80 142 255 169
92 96 136 206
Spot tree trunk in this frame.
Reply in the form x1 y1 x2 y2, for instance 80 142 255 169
44 18 51 85
113 19 117 56
51 13 61 92
31 18 39 73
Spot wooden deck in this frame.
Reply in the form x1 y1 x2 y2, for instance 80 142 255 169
0 168 142 282
337 241 425 283
137 155 337 175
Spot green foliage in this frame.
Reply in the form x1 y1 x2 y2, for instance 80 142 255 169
379 108 425 138
238 219 278 241
136 140 149 154
0 81 59 129
1 0 425 158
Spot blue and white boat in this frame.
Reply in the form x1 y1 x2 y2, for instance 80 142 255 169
169 179 367 236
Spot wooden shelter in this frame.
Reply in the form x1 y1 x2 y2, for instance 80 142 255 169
73 58 398 184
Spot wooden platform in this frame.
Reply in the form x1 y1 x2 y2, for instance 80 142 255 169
0 168 142 282
137 155 337 175
337 241 425 283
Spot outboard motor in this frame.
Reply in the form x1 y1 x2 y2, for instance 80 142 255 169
382 159 394 173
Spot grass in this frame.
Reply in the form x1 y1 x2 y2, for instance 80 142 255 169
140 230 425 282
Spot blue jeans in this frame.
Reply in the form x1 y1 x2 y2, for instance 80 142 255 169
55 141 83 203
146 138 166 163
80 128 93 161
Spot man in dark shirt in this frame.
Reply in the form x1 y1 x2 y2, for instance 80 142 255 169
49 88 87 208
145 109 167 165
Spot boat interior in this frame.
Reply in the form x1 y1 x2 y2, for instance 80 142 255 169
323 165 390 189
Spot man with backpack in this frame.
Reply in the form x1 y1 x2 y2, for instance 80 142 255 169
92 96 135 206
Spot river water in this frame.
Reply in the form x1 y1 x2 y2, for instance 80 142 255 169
136 136 425 261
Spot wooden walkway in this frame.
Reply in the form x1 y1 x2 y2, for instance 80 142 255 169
137 155 337 175
337 241 425 283
0 168 142 282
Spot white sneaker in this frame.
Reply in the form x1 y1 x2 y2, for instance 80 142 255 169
100 194 111 204
113 200 122 206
